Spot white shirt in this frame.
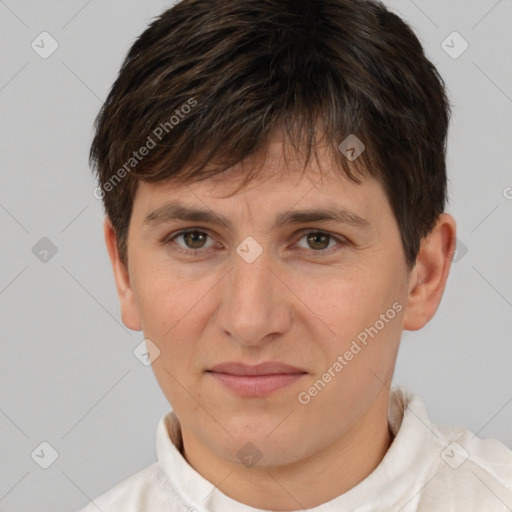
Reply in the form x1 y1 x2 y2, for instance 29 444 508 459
77 387 512 511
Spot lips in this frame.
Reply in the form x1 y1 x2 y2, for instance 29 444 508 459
207 362 307 396
207 361 307 376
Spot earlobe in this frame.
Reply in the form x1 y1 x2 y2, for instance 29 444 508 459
103 218 142 331
403 213 457 331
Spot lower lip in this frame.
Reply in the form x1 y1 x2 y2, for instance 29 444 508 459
208 372 306 396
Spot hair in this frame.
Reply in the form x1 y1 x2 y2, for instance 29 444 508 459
90 0 451 269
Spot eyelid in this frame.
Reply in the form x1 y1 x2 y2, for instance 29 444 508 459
295 227 346 241
165 227 348 255
166 228 219 252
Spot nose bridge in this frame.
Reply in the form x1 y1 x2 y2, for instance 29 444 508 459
232 246 272 303
218 239 289 344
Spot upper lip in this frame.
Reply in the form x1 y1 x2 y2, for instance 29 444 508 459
208 362 307 376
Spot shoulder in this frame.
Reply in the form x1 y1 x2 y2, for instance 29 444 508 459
436 424 512 489
75 462 180 512
423 415 512 509
391 387 512 510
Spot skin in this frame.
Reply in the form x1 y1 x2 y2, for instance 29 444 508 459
104 139 456 510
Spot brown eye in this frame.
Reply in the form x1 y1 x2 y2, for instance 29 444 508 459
168 230 217 254
294 231 342 252
182 231 208 249
306 232 332 250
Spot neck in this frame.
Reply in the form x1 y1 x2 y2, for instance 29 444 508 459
179 390 392 510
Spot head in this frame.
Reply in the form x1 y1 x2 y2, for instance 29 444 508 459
92 0 456 473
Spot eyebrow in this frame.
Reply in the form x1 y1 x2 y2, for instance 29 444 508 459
143 202 370 230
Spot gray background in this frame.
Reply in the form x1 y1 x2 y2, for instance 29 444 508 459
1 0 511 510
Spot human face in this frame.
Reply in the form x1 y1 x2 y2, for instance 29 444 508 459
116 140 411 469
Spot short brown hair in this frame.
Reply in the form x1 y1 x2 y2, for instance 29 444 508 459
90 0 451 268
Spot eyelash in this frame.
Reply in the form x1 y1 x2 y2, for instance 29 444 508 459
164 228 347 257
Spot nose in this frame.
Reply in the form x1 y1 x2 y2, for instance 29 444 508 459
215 241 292 347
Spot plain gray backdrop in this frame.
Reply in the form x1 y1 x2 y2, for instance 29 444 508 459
1 0 511 510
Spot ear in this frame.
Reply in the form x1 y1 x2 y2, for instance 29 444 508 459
103 217 142 331
403 213 457 331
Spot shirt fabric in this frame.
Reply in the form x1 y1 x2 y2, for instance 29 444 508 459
77 387 512 511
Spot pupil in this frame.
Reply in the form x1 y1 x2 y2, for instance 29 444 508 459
186 231 205 248
308 233 329 250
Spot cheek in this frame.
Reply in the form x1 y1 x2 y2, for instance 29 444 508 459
300 267 405 368
131 265 219 368
131 258 207 328
295 269 386 334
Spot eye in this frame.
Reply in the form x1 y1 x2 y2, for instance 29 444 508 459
164 228 346 257
167 229 217 255
294 230 345 253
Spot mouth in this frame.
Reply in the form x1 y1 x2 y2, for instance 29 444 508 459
206 361 308 397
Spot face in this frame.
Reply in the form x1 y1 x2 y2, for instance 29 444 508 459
114 141 415 468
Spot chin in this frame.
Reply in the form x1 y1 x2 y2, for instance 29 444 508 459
214 426 304 464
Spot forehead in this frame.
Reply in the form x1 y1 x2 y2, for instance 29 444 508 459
131 140 392 238
137 139 372 202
